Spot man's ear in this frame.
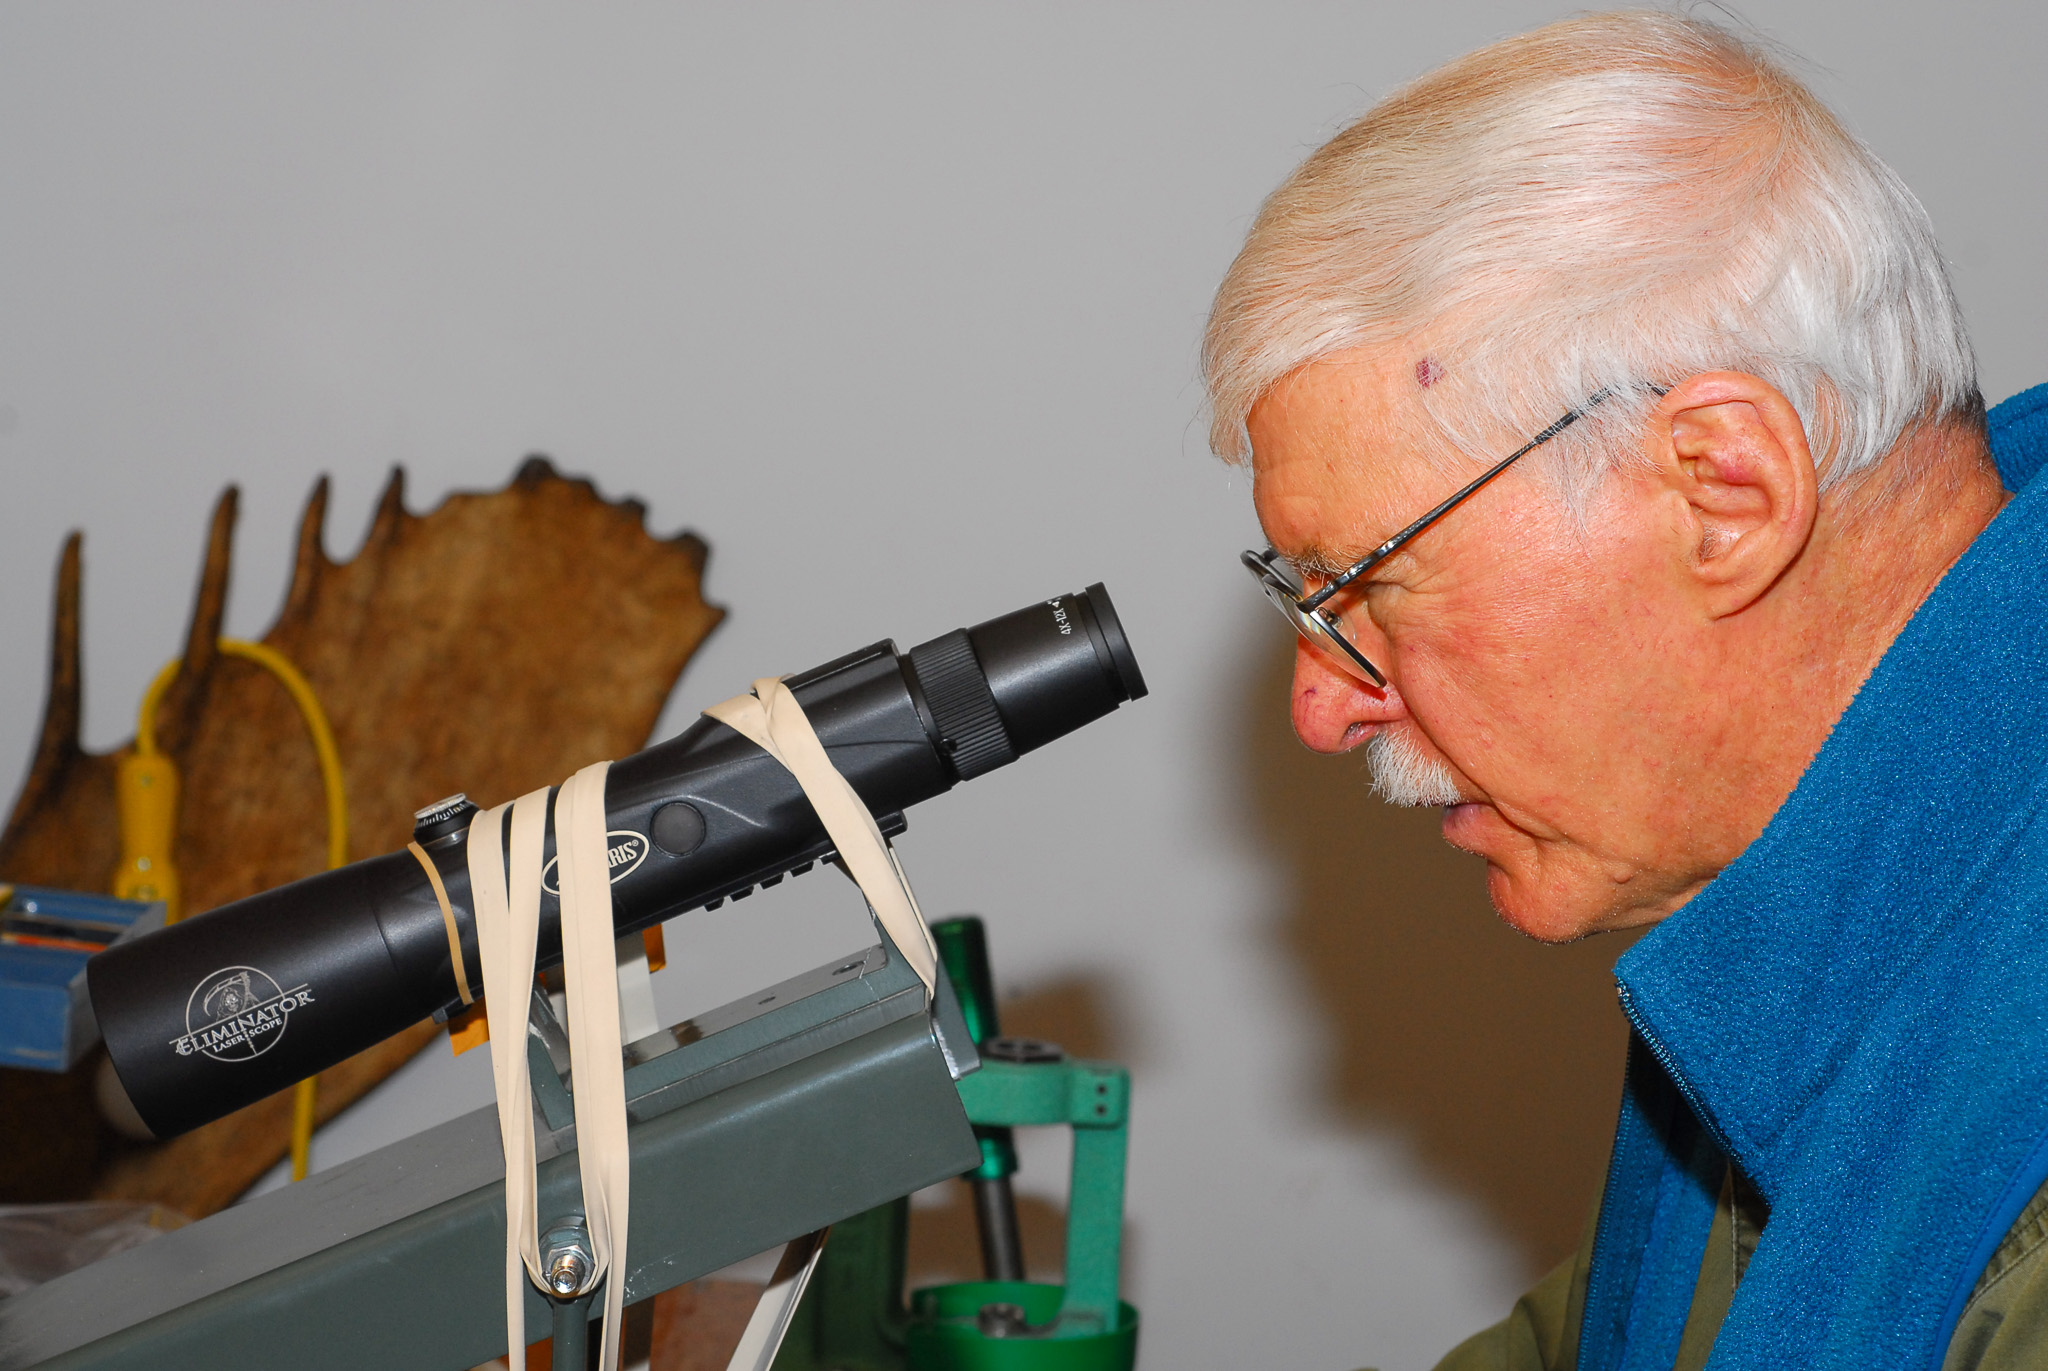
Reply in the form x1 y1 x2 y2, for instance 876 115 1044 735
1649 372 1820 618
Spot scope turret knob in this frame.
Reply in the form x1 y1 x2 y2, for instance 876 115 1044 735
411 793 478 845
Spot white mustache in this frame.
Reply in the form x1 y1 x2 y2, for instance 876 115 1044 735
1365 728 1465 807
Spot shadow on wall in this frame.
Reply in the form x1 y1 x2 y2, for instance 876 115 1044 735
1239 638 1641 1276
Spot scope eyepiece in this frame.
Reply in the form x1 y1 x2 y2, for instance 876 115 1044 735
907 584 1144 781
89 584 1145 1139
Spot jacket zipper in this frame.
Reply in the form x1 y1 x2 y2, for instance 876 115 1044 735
1577 985 1744 1371
1617 982 1740 1163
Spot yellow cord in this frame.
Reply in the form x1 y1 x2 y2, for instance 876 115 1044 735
124 639 346 1182
133 642 348 872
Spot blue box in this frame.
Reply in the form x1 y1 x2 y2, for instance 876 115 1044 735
0 886 165 1072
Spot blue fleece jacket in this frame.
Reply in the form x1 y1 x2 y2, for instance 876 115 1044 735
1576 384 2048 1371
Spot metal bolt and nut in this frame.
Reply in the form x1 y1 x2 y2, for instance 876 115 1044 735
976 1301 1058 1339
539 1220 596 1298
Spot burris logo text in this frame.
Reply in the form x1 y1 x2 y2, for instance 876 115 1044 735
171 965 313 1061
541 830 650 897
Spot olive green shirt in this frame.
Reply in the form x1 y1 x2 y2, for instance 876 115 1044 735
1428 1169 2048 1371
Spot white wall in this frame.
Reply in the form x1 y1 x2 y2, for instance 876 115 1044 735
2 5 2042 1368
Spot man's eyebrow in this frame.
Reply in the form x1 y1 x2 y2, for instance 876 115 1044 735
1288 545 1361 579
1289 537 1420 583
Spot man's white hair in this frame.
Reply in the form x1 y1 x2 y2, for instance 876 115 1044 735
1204 10 1980 499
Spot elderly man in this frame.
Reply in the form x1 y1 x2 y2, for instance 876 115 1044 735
1205 12 2048 1371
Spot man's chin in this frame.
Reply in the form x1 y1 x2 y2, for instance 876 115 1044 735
1486 874 1600 942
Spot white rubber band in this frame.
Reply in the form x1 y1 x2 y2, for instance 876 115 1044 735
705 678 939 1002
468 788 548 1371
554 760 632 1371
469 768 634 1371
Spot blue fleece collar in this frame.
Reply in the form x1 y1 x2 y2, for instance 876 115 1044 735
1579 384 2048 1371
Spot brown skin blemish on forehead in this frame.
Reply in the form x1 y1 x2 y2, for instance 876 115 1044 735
1415 357 1444 389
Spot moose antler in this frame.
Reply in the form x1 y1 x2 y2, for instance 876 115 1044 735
0 459 723 1215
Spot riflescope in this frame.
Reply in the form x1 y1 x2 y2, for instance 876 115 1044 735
88 584 1145 1140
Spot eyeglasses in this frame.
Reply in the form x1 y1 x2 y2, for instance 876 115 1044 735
1242 396 1604 687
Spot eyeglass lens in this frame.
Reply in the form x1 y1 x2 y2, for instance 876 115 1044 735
1246 554 1384 685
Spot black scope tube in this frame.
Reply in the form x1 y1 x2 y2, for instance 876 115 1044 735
89 584 1145 1139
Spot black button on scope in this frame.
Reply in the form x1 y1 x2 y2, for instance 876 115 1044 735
651 801 708 856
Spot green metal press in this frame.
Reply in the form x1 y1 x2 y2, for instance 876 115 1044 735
774 916 1138 1371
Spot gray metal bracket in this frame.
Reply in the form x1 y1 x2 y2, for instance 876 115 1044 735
0 930 981 1371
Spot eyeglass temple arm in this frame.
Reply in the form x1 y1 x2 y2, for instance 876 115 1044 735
1299 394 1607 612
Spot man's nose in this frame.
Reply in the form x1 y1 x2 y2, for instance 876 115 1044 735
1290 638 1408 754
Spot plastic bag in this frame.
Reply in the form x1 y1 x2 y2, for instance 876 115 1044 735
0 1202 187 1298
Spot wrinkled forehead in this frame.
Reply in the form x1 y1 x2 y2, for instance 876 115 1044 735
1246 349 1452 566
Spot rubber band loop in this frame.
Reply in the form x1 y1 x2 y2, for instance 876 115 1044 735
470 771 633 1371
466 676 936 1371
408 840 473 1006
555 762 633 1371
705 678 939 1001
